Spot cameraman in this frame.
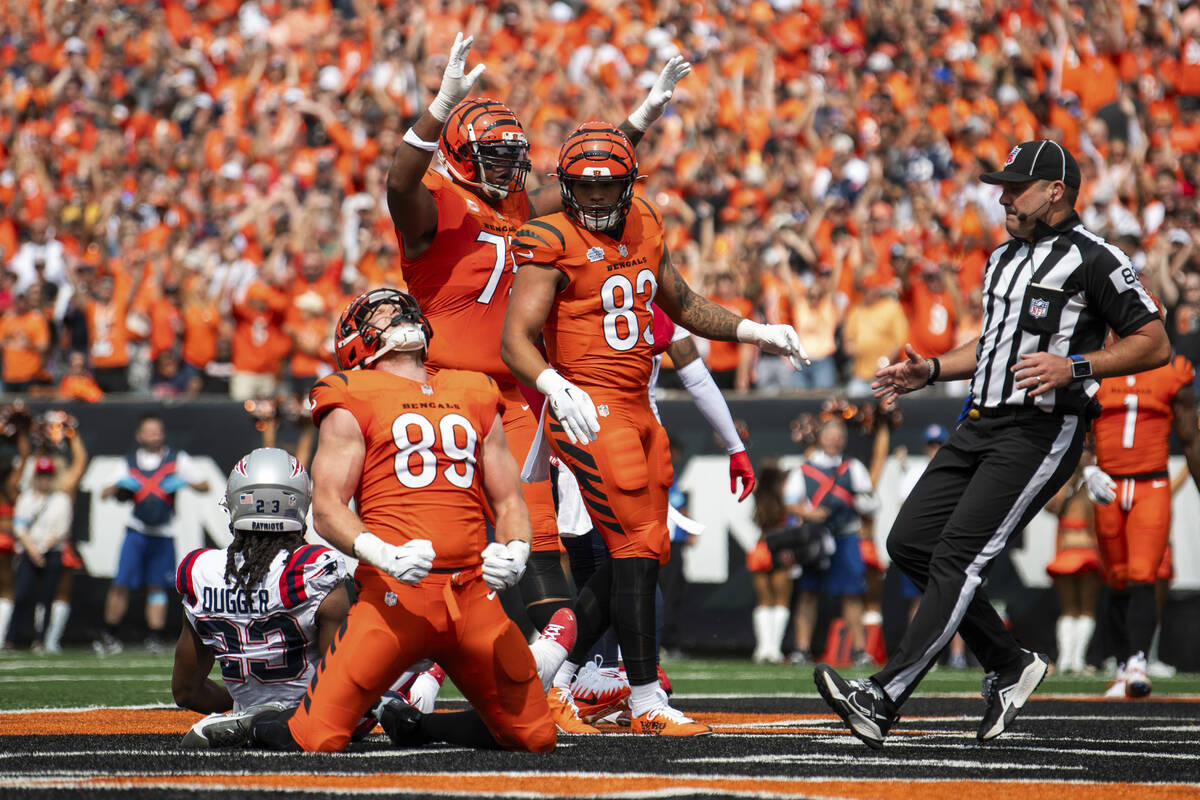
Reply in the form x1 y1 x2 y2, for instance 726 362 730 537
783 419 878 665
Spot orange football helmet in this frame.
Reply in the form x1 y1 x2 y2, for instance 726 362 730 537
438 98 530 199
556 122 638 232
334 289 433 370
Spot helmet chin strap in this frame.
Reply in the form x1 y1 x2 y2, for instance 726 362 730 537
364 323 427 365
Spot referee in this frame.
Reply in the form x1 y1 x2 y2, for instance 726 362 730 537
812 140 1170 749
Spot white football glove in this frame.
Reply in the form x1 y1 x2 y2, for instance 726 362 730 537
736 319 811 371
1082 465 1116 505
536 368 600 445
628 55 692 132
428 32 487 122
353 533 435 584
480 540 530 592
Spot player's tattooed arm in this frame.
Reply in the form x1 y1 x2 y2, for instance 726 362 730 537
654 247 742 342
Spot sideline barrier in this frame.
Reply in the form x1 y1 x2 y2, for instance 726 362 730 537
6 395 1199 669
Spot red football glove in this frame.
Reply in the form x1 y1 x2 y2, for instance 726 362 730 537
729 450 755 502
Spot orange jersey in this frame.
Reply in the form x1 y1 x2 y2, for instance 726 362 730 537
399 169 531 386
1093 355 1194 476
511 197 666 392
309 368 501 570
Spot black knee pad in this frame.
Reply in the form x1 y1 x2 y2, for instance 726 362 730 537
519 550 572 630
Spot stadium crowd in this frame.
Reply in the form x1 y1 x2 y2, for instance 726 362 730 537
1 0 1199 398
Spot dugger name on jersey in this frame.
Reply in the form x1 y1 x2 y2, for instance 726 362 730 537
201 585 271 615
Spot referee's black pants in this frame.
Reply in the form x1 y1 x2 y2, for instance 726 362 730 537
874 409 1085 707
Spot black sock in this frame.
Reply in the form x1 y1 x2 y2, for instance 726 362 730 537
418 710 502 749
567 560 613 664
1108 589 1131 660
1127 582 1157 657
611 557 659 686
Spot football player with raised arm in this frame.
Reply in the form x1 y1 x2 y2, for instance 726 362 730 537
387 33 689 638
501 123 809 736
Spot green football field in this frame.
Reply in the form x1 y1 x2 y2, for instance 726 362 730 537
2 648 1197 710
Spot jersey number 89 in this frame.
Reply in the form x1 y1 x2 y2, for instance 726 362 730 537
392 412 477 489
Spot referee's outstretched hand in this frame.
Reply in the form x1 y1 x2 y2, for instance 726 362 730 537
872 344 930 402
1011 351 1072 397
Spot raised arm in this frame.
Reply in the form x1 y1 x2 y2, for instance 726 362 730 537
386 33 485 258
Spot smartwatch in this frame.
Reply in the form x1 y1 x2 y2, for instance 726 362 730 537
1069 354 1092 380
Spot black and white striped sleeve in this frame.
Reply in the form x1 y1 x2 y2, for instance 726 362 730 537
1077 234 1160 337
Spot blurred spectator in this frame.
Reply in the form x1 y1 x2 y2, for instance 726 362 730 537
704 273 753 390
0 0 1198 396
0 291 51 394
0 408 33 648
11 457 72 652
57 350 104 403
842 274 908 396
789 266 844 391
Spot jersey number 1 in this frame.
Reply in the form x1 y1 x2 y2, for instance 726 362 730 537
1122 394 1137 449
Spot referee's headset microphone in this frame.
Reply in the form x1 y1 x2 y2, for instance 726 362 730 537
1016 188 1059 222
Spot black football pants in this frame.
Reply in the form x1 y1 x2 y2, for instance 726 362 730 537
875 409 1085 707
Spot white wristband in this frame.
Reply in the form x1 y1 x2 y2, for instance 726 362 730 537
403 127 439 153
535 368 570 396
627 101 656 133
352 531 388 569
735 318 760 344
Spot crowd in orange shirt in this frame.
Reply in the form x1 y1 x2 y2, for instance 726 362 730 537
1 0 1199 400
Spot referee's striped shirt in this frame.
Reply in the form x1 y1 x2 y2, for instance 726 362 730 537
971 211 1160 415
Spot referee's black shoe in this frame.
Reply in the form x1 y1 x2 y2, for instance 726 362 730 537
813 664 898 749
977 649 1050 741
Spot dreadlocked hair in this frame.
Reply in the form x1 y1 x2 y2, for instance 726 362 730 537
224 530 308 594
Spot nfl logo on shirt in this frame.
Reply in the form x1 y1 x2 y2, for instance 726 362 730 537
618 244 628 257
1029 297 1050 318
239 492 253 505
421 384 434 395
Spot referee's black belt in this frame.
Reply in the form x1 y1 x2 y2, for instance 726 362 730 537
1107 470 1169 481
966 405 1063 420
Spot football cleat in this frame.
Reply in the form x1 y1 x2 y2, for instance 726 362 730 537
546 687 599 734
92 632 123 656
978 649 1050 740
571 657 631 723
630 691 710 737
1125 652 1152 698
180 702 288 749
530 608 577 693
373 691 428 747
1104 662 1127 698
813 664 896 749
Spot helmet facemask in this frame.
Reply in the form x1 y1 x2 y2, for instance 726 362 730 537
556 123 638 233
439 99 531 200
562 172 635 232
335 289 434 370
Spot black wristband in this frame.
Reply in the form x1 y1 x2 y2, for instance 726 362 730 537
925 357 940 386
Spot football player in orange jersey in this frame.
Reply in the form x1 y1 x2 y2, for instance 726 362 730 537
386 33 690 637
239 289 570 753
501 123 809 736
1085 349 1200 698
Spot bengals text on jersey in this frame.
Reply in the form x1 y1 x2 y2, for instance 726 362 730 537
308 367 502 570
398 169 531 385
